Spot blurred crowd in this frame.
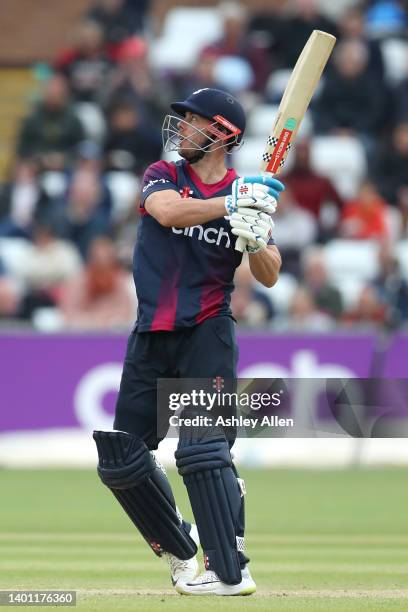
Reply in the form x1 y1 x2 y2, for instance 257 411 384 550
0 0 407 332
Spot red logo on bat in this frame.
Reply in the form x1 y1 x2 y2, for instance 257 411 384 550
267 128 293 174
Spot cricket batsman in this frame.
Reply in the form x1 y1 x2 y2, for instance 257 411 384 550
93 88 284 595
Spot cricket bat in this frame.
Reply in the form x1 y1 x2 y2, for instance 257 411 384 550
236 30 336 252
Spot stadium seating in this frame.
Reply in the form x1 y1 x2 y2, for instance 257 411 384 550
265 69 292 103
320 239 388 307
310 136 367 199
384 205 403 243
232 137 267 175
246 104 279 138
335 277 366 308
0 237 33 282
74 102 106 144
380 38 408 85
322 239 380 283
40 171 68 199
161 149 181 164
149 7 222 72
266 69 325 105
104 172 140 222
256 272 298 313
395 240 408 280
246 104 313 140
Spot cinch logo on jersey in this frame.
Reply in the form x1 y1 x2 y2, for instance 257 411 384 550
142 178 170 193
172 225 231 248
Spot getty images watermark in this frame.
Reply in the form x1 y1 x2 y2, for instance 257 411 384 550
157 377 294 438
167 386 291 430
157 377 408 438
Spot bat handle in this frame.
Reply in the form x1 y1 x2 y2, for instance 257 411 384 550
235 236 246 252
234 172 275 253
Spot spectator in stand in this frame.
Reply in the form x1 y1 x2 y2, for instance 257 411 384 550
394 74 408 122
123 0 150 32
104 37 170 128
373 243 408 326
17 75 85 172
340 180 389 240
104 100 162 175
248 3 284 69
273 285 335 332
315 40 386 146
277 0 338 69
282 139 343 241
198 1 270 94
0 271 21 322
231 259 274 327
338 5 384 79
17 218 82 320
87 0 148 60
365 0 408 39
58 235 134 330
0 158 50 238
398 186 408 236
53 169 112 258
272 187 317 277
302 247 343 320
75 140 104 175
170 49 222 107
342 285 389 330
55 20 112 104
372 122 408 205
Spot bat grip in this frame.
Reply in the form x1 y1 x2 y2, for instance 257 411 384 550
234 172 275 253
235 236 246 252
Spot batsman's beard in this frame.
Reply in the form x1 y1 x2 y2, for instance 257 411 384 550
178 136 213 164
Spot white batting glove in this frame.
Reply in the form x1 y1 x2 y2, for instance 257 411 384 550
225 179 278 216
230 208 275 253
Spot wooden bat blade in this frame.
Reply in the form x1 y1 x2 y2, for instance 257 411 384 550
260 30 336 175
235 30 336 253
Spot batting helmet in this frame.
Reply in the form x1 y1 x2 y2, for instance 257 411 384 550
171 87 246 144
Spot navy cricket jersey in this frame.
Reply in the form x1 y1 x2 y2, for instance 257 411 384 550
133 159 243 332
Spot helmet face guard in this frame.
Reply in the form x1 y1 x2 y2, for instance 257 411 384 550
162 114 242 154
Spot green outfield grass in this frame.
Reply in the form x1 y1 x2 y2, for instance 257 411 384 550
1 468 408 611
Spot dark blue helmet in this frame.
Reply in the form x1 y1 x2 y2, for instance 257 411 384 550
171 88 246 145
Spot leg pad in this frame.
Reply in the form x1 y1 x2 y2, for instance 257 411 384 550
93 430 197 560
175 422 243 585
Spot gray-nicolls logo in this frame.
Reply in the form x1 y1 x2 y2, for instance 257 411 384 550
212 376 224 392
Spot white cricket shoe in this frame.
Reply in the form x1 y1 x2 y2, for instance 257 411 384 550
176 565 256 596
164 524 200 587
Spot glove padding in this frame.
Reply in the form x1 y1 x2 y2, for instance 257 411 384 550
230 208 274 253
225 175 284 216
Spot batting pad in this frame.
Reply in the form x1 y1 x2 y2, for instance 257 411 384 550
175 420 243 585
93 430 197 560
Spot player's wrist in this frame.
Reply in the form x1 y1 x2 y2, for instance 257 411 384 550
225 195 235 215
247 242 267 254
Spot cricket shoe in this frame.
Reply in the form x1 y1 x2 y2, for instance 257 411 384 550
176 565 256 596
164 524 200 587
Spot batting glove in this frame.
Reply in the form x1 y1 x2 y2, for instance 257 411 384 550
230 208 275 253
224 175 285 216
